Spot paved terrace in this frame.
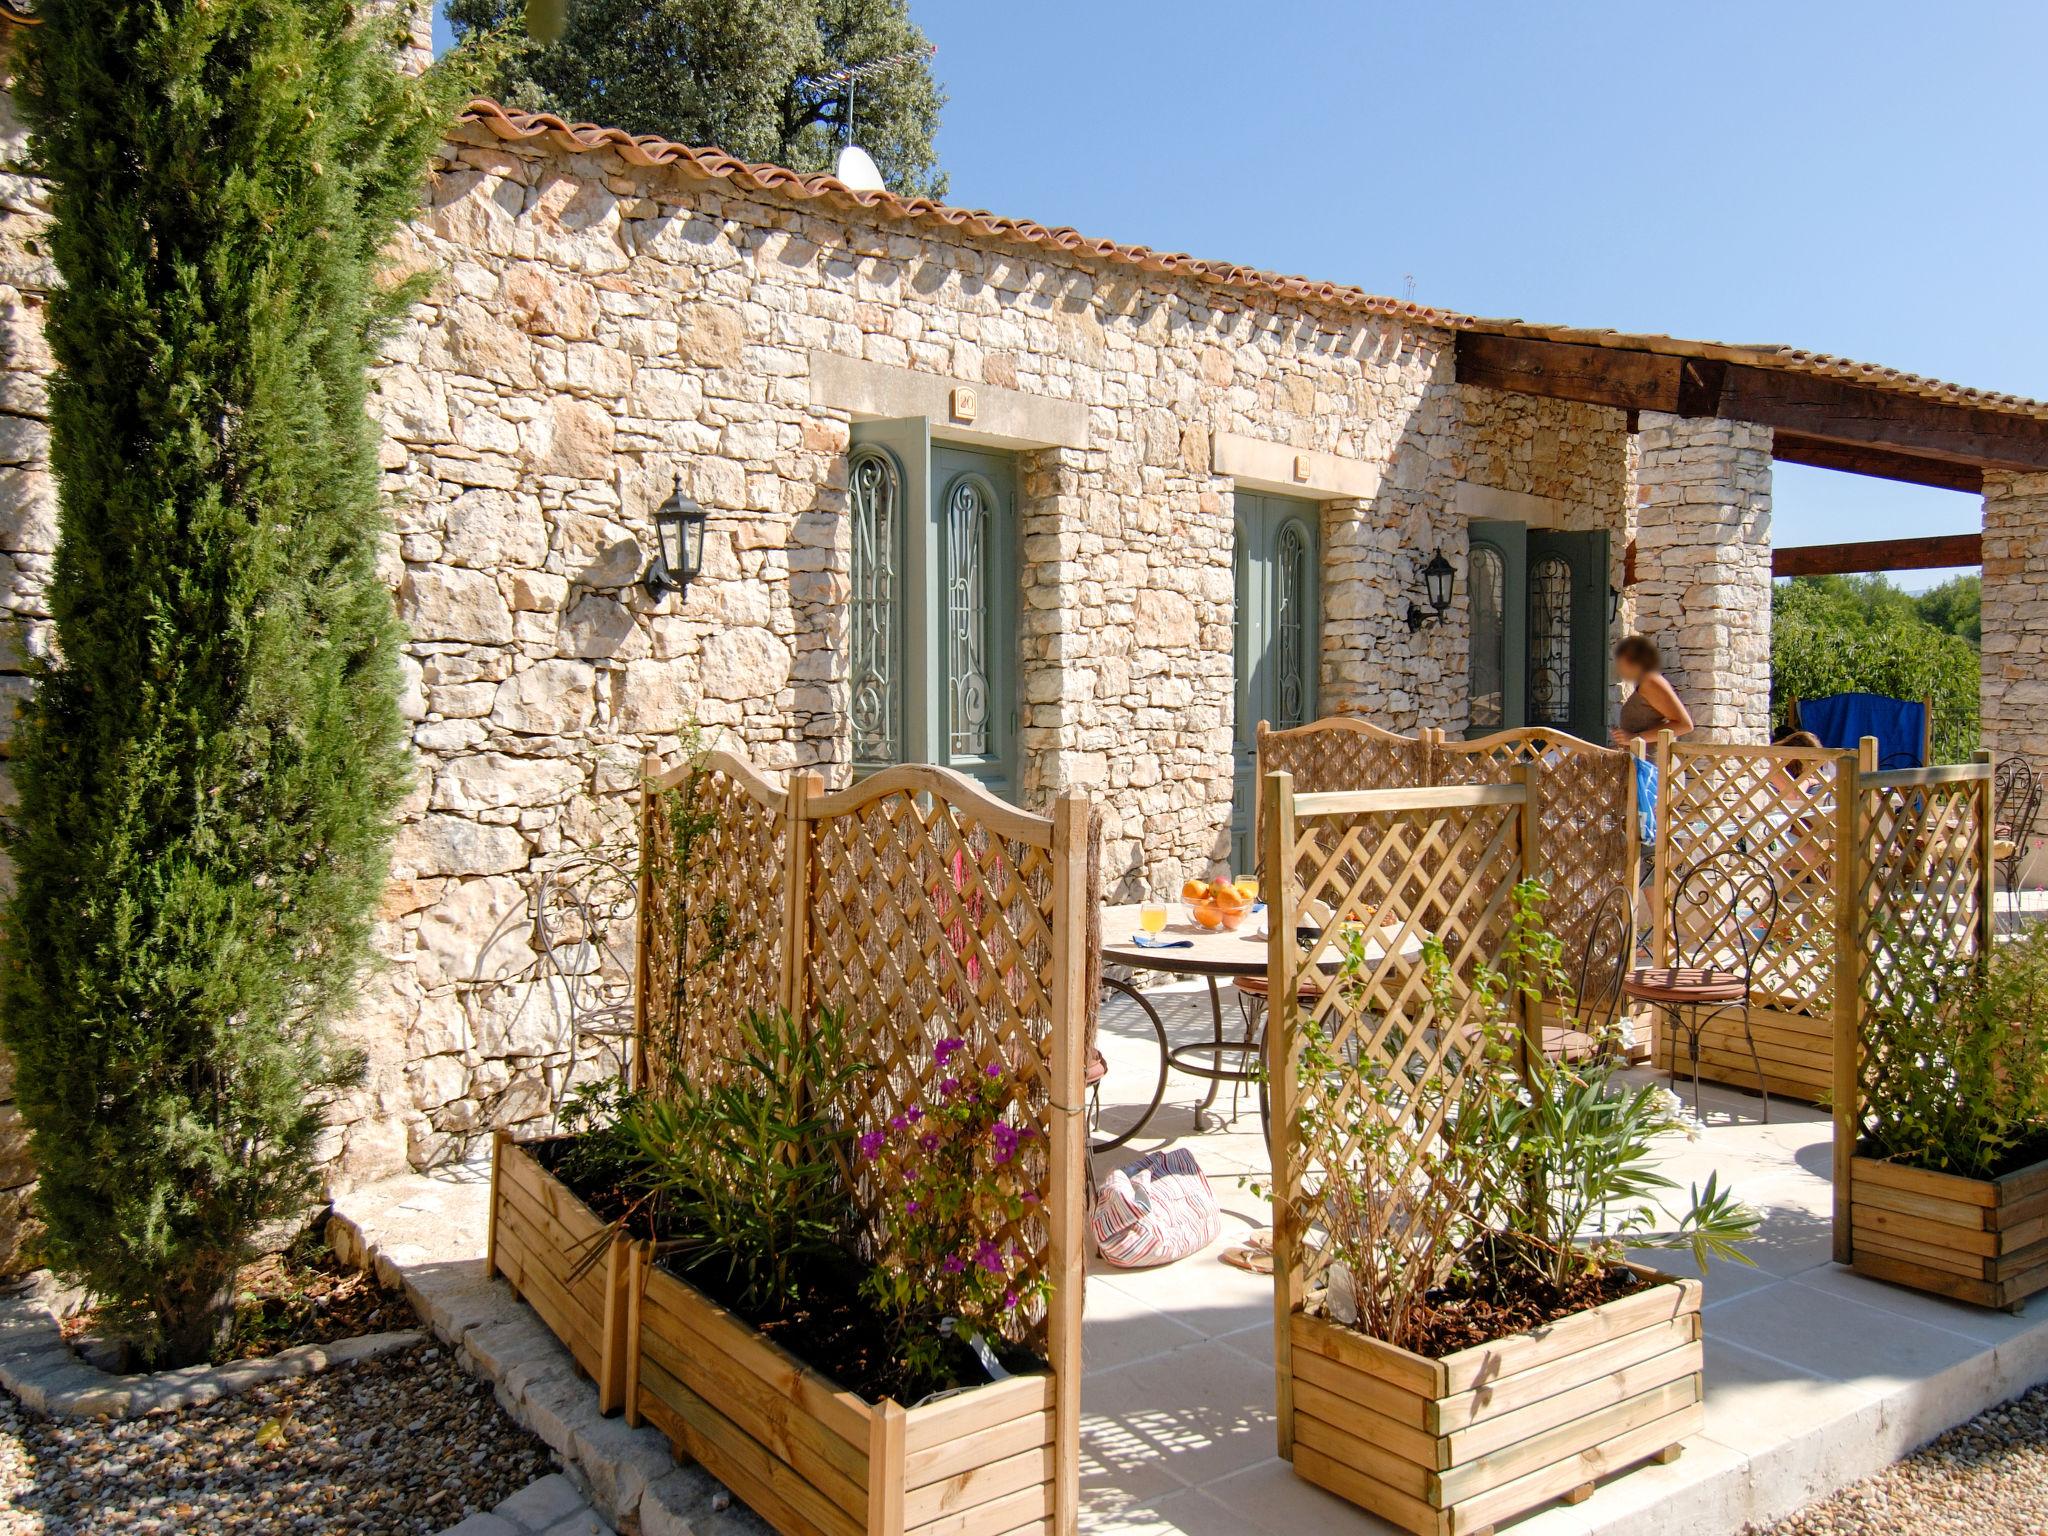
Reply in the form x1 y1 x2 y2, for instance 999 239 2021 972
334 982 2048 1536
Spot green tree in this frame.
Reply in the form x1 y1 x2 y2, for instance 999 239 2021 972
5 0 471 1364
1916 573 1982 645
1771 575 1981 764
449 0 946 196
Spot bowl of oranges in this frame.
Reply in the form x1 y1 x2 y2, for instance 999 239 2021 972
1182 875 1258 932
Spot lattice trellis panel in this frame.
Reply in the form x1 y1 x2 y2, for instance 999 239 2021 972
1270 781 1529 1306
1257 717 1433 797
1850 767 1992 1144
636 752 789 1101
1437 728 1631 974
1655 743 1849 1017
800 767 1094 1355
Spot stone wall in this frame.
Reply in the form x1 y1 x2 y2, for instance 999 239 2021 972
1631 413 1775 742
1981 471 2048 774
0 103 1653 1190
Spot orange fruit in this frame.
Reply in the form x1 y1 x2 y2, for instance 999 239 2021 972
1181 879 1209 903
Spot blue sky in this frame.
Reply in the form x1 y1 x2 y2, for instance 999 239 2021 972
435 0 2048 590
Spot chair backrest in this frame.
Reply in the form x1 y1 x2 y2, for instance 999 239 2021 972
1995 755 2042 841
1571 885 1634 1043
1785 693 1932 770
1668 849 1780 977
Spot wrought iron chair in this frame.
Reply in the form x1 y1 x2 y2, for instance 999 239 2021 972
1624 850 1776 1122
1994 756 2043 925
1569 886 1636 1059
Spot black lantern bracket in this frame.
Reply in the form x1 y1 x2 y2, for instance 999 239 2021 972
643 480 708 603
1404 549 1456 633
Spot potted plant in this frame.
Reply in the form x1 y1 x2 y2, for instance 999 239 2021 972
1848 919 2048 1308
590 1007 1062 1536
1272 884 1756 1536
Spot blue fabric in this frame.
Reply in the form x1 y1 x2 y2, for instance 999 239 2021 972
1796 693 1928 769
1634 756 1659 846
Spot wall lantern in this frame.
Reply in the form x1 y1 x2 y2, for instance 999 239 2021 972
643 481 707 603
1404 550 1456 633
1609 584 1623 624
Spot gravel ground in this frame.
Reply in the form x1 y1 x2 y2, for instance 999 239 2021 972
1755 1381 2048 1535
0 1340 556 1534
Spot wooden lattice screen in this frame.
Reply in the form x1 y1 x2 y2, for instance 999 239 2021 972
1262 770 1533 1436
1256 719 1630 985
634 750 791 1101
1835 755 1996 1257
632 753 1094 1525
1436 727 1633 973
1652 738 1853 1014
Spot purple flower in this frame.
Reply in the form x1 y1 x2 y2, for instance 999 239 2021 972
975 1239 1004 1275
984 1062 1003 1080
991 1123 1021 1165
857 1130 885 1159
942 1254 966 1274
939 1076 960 1096
904 1106 923 1124
1004 1291 1019 1311
919 1132 940 1152
935 1037 966 1066
888 1114 906 1131
905 1199 919 1214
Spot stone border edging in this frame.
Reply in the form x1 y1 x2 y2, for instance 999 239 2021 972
0 1273 422 1418
326 1176 768 1536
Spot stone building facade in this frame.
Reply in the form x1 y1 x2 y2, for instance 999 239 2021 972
0 81 1846 1207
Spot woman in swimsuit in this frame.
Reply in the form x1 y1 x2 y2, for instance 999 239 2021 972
1611 634 1693 748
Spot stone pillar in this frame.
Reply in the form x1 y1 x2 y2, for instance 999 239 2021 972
1630 414 1774 742
1980 471 2048 771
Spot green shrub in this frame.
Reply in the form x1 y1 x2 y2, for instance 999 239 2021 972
1276 882 1755 1353
615 1006 868 1311
1861 922 2048 1181
2 0 472 1364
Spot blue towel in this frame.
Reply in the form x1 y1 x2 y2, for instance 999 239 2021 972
1795 693 1928 769
1634 756 1659 846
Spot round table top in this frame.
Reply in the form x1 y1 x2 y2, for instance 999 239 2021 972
1099 902 1424 978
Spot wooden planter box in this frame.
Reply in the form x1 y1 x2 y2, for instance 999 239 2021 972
487 1131 633 1414
1650 1001 1832 1104
629 1251 1060 1536
1850 1153 2048 1308
1283 1271 1704 1536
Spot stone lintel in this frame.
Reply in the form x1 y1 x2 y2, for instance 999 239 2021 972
1211 431 1382 502
807 352 1089 451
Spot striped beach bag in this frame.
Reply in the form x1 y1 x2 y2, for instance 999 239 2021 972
1090 1148 1221 1268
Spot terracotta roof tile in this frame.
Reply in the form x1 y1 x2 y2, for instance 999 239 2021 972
459 100 2048 424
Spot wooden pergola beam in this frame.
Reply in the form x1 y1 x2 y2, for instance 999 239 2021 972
1772 533 1982 579
1771 433 1984 494
1454 333 2048 478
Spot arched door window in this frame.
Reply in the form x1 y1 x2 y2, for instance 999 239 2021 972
1468 543 1506 732
1528 552 1574 729
943 473 995 760
848 446 902 768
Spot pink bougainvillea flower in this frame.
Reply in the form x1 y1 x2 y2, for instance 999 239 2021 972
939 1076 960 1096
943 1254 966 1274
975 1239 1004 1274
935 1037 966 1066
857 1130 885 1159
984 1062 1003 1080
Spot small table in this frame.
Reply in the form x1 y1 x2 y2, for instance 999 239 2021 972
1094 905 1423 1147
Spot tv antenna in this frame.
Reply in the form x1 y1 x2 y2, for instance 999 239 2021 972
812 43 937 192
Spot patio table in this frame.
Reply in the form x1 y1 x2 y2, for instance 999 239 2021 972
1095 903 1423 1147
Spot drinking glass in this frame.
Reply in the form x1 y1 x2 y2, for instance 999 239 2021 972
1139 897 1170 934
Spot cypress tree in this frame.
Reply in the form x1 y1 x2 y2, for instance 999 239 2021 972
3 1 469 1364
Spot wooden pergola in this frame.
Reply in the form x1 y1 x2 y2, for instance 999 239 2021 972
1454 329 2048 577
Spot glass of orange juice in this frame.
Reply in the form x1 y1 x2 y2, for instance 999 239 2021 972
1139 895 1170 934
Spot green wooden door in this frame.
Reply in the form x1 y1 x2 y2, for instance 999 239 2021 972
1525 528 1610 744
1232 493 1320 872
1467 520 1528 737
931 443 1018 796
845 422 1017 795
